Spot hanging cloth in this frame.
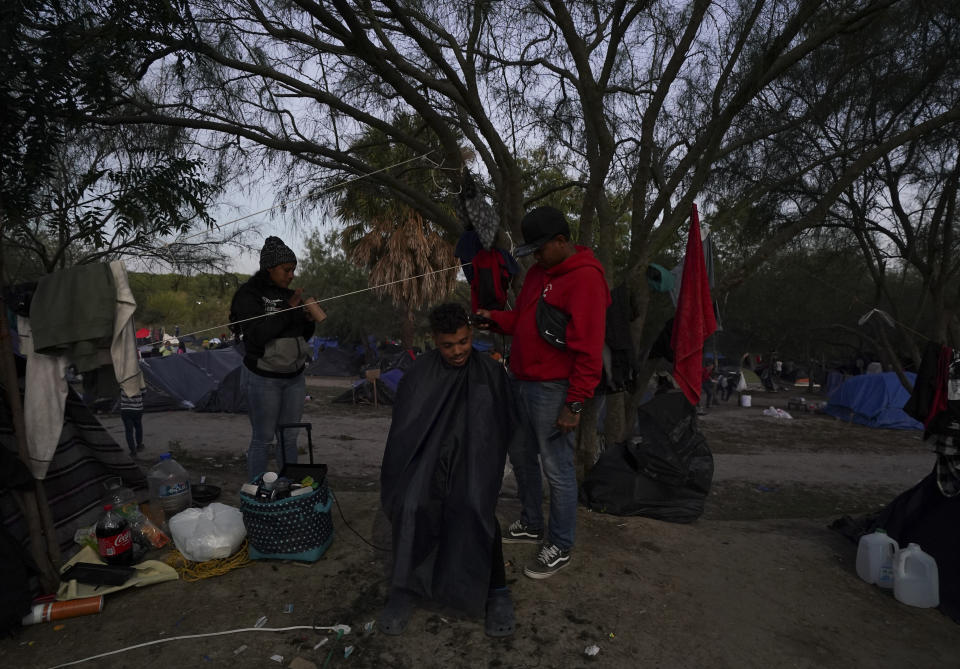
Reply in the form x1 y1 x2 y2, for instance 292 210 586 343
671 205 717 406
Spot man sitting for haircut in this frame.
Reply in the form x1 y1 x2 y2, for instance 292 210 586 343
378 303 520 637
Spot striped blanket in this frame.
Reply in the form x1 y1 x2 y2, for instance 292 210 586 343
1 363 147 560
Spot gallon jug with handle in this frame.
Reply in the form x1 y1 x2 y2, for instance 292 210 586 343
855 529 898 588
893 543 939 608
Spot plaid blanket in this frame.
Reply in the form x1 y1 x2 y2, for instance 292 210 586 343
928 419 960 498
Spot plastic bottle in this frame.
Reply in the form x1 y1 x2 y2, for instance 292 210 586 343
856 529 898 588
96 505 133 566
893 543 939 608
101 477 138 516
147 453 193 522
21 596 104 625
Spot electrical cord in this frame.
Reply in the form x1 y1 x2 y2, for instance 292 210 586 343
46 623 351 669
329 486 391 552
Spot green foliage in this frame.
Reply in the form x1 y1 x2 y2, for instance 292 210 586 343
296 230 407 345
718 246 925 365
0 0 184 220
1 2 225 281
128 272 241 338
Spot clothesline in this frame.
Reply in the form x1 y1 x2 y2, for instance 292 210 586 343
170 152 445 245
142 262 470 349
788 265 931 344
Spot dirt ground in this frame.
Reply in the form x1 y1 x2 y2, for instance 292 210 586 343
2 380 956 669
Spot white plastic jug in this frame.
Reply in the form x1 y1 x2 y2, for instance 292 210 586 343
856 529 898 588
894 543 939 608
147 453 192 523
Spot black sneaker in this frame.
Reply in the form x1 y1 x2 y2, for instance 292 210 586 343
502 520 543 544
523 543 570 579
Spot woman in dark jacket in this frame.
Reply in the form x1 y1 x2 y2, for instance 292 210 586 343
230 237 326 479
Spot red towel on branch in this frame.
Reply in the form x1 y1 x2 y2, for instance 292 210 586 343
671 204 717 405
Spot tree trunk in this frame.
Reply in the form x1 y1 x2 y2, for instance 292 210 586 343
400 307 416 350
574 397 599 484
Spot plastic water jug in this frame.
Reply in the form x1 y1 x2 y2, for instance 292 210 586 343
893 543 939 608
856 529 898 588
147 453 192 523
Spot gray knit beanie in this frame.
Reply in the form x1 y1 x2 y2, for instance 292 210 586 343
259 236 297 270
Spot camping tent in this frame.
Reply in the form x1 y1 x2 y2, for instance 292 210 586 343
736 368 764 392
138 347 244 410
305 347 362 377
333 377 397 405
823 372 922 430
194 365 248 413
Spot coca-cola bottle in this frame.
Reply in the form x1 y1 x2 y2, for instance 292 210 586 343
96 504 133 566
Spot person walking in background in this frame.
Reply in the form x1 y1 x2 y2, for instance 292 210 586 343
718 371 731 402
477 206 610 580
699 362 716 413
230 236 327 480
119 389 145 457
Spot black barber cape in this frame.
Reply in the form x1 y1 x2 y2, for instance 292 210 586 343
380 349 519 617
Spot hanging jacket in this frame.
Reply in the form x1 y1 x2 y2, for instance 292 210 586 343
229 272 315 378
489 246 610 403
455 229 519 311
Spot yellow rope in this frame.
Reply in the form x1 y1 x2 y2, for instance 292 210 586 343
164 541 252 582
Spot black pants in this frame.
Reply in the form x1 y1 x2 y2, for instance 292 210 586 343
490 523 506 589
120 410 143 453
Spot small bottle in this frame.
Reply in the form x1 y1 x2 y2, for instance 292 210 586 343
96 504 133 566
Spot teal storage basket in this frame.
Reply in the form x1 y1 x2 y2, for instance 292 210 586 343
240 483 334 562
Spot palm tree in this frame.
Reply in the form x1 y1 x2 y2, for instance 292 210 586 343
334 117 458 347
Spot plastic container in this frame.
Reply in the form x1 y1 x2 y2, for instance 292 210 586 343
96 505 133 566
740 394 752 407
894 543 939 608
856 529 898 588
101 477 137 516
148 453 192 522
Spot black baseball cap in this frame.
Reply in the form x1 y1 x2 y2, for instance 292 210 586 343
514 206 571 257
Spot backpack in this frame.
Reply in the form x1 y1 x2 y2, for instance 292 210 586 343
469 249 511 312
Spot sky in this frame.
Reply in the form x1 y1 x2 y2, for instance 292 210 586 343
210 179 340 276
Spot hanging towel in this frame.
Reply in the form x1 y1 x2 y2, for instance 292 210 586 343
109 261 144 397
671 204 717 405
19 316 70 479
29 264 116 372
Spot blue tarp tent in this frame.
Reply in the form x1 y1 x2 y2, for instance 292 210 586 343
139 348 244 410
823 371 922 430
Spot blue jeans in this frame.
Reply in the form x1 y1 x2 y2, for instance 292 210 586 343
509 380 577 551
243 366 306 480
120 410 143 454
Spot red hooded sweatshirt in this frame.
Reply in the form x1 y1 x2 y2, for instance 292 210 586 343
489 246 610 403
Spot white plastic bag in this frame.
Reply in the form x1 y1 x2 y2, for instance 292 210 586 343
762 406 793 419
168 502 246 562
